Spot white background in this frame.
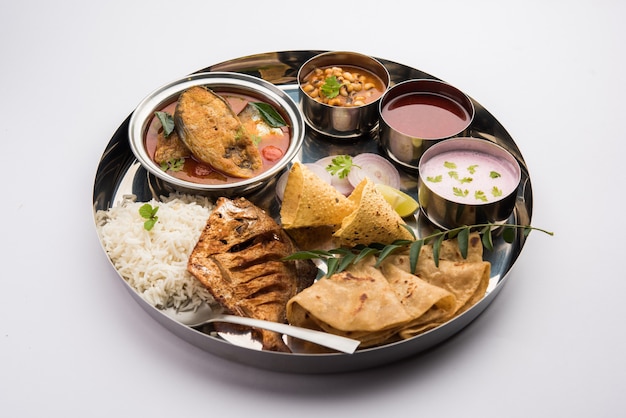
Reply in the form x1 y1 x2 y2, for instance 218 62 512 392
2 0 624 416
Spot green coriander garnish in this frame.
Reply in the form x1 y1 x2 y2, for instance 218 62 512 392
139 203 159 231
444 161 457 169
492 186 503 197
453 187 469 198
474 190 488 202
448 171 459 179
490 171 501 179
326 155 360 179
467 165 478 174
459 177 473 184
320 76 342 99
427 175 443 183
160 158 184 172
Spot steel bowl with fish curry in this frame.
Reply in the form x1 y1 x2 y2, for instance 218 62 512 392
145 85 291 184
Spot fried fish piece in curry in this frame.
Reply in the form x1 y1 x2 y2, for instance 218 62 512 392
153 129 191 167
187 197 317 352
174 86 262 178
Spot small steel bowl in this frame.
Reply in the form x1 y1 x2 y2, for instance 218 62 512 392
297 51 390 139
128 72 305 197
379 79 474 171
417 137 521 229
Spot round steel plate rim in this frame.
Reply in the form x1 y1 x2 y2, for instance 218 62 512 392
93 50 532 373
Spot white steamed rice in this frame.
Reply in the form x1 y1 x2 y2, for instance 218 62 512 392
95 193 215 311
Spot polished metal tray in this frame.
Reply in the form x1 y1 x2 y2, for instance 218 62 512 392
92 50 532 373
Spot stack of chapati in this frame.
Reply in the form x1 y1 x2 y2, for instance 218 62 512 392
286 233 490 348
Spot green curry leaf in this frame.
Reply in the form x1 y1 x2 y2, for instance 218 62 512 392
481 225 494 251
503 226 516 243
374 244 404 268
457 227 470 259
154 111 175 137
250 102 287 128
409 240 424 274
432 233 446 268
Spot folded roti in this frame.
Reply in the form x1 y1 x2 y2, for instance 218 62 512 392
334 177 414 246
286 233 490 348
280 162 356 229
385 232 490 316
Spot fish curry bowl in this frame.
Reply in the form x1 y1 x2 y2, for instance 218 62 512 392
128 72 306 197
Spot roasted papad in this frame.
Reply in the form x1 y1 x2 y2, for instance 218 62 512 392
286 233 490 348
334 177 414 246
280 162 356 229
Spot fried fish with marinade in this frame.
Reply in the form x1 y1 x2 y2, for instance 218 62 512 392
174 86 262 178
153 129 191 167
187 197 317 352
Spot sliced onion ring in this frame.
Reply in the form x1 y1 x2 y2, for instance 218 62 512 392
347 153 401 189
304 163 333 184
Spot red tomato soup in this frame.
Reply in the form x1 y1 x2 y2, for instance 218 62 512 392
381 93 470 139
144 92 290 184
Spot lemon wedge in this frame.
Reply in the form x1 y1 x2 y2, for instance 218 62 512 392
375 184 419 217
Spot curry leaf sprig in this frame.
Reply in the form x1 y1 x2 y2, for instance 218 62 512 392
283 223 553 278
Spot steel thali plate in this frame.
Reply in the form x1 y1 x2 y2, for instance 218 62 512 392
92 50 533 373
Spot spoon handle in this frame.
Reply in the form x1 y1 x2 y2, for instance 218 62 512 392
200 314 360 354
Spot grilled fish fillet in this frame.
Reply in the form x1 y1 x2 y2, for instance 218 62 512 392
174 86 262 178
187 197 316 352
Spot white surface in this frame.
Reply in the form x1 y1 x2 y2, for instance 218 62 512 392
2 0 624 416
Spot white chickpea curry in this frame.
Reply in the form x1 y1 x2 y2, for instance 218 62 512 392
300 65 386 107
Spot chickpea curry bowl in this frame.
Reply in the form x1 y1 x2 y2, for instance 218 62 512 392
297 51 390 139
128 72 305 196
